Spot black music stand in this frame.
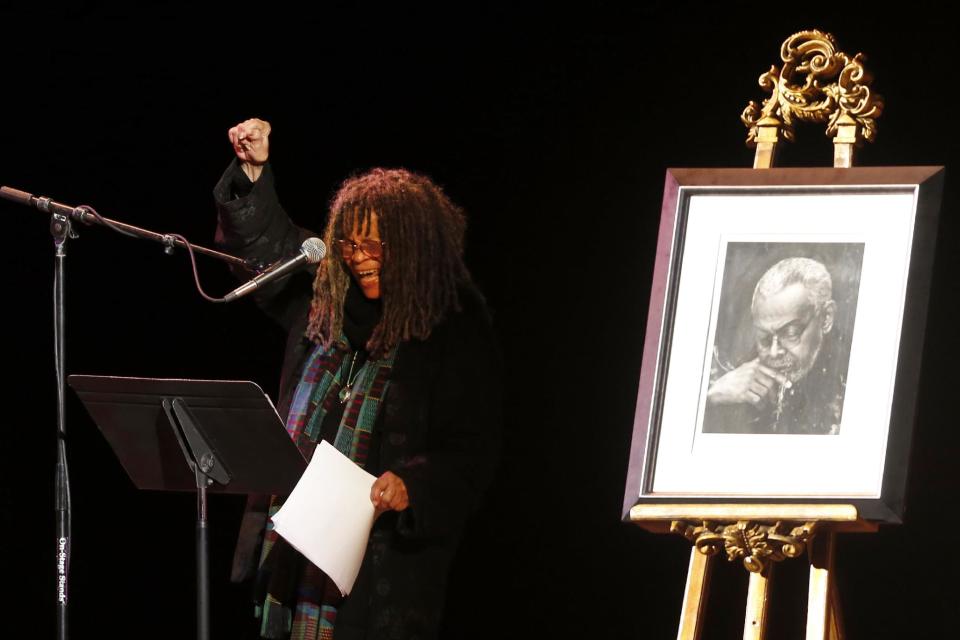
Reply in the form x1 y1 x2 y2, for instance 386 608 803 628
67 375 307 640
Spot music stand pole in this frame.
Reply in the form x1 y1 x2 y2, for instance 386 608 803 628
163 396 233 640
52 212 72 640
195 467 210 640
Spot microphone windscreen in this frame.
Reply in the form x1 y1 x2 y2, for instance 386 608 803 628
301 238 326 263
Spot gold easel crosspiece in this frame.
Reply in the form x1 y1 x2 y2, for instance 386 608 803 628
741 30 883 169
632 29 884 640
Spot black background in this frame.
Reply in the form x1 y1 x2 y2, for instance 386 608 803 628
2 4 957 639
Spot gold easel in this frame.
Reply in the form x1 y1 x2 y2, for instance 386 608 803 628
632 30 885 640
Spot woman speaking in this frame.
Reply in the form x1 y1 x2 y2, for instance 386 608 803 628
214 119 501 640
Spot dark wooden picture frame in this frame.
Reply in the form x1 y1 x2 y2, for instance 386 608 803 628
622 167 944 523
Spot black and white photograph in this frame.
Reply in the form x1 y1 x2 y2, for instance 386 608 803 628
702 242 864 436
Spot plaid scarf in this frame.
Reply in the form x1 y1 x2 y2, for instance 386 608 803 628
255 337 397 639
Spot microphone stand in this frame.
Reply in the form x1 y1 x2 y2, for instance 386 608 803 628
1 186 251 265
52 212 71 640
1 185 251 640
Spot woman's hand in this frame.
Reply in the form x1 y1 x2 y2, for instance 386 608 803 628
371 471 409 514
227 118 271 182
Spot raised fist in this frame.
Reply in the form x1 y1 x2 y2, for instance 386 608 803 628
228 118 271 181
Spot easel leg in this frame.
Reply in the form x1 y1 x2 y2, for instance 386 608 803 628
677 548 713 640
806 532 844 640
743 564 773 640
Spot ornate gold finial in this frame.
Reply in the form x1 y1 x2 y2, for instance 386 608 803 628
671 519 818 573
741 29 884 163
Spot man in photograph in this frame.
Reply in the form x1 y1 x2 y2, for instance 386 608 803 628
703 257 846 435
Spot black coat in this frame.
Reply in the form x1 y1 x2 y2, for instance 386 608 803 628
214 161 502 639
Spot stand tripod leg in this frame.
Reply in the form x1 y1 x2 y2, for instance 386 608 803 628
743 564 772 640
677 548 713 640
827 577 844 640
806 532 843 640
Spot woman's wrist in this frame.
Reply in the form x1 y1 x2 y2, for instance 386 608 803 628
240 161 264 183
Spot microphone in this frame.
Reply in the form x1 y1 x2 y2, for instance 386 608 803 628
224 238 326 302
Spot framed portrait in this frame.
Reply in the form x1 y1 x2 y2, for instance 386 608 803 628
622 167 944 523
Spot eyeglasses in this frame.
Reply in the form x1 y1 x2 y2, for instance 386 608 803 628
336 238 386 259
755 313 816 350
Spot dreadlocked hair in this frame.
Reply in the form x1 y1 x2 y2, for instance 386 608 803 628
306 167 472 356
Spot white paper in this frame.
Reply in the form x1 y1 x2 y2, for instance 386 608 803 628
270 441 376 595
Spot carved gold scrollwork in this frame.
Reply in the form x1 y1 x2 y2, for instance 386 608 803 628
741 29 884 148
670 519 818 573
